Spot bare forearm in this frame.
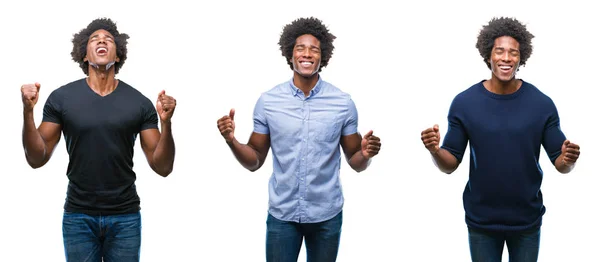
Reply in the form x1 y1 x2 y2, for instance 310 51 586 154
22 111 46 168
227 138 261 172
152 121 175 176
430 148 459 174
554 155 575 174
348 151 371 173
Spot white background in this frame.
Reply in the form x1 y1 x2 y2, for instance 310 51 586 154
1 0 598 261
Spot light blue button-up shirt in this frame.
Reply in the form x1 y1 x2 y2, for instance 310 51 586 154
253 76 358 223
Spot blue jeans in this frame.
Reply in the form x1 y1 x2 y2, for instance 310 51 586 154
62 211 142 262
266 211 343 262
468 226 541 262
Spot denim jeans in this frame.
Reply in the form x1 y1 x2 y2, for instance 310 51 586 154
266 211 343 262
468 226 541 262
62 211 142 262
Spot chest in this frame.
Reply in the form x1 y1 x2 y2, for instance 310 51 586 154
265 96 347 142
61 94 144 135
464 99 547 140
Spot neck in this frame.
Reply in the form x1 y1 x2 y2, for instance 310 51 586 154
86 66 118 96
485 75 522 95
293 72 319 97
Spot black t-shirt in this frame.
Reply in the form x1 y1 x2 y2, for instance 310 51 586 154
42 78 158 215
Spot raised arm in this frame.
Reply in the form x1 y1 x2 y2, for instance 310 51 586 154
21 83 62 168
140 90 176 177
421 124 460 174
541 102 580 174
217 109 270 172
340 130 381 173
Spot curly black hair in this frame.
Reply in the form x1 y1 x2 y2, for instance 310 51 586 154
278 17 336 72
476 17 534 69
71 18 129 75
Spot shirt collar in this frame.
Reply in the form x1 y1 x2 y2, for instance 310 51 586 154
288 75 323 98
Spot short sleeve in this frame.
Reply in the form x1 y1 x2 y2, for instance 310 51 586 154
342 98 358 136
140 98 159 131
253 94 269 134
440 97 469 163
42 90 63 125
542 100 566 164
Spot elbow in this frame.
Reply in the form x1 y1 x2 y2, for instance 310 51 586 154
246 159 263 172
247 164 261 172
157 169 173 177
28 162 44 169
25 156 45 169
440 165 458 175
352 166 367 173
153 164 173 177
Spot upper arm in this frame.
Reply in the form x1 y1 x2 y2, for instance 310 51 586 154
247 132 271 167
38 122 62 164
542 101 566 164
340 98 360 161
440 98 468 163
39 91 63 163
250 94 271 166
140 128 160 168
340 132 361 161
138 99 160 167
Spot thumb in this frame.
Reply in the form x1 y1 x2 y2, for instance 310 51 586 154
433 124 439 132
229 108 235 120
363 130 373 138
35 82 41 91
563 140 570 146
158 90 166 98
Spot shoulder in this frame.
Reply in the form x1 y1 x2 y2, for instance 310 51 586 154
46 78 87 102
521 80 554 104
448 81 483 111
321 80 351 98
117 80 155 105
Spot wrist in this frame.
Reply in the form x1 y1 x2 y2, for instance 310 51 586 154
23 109 34 117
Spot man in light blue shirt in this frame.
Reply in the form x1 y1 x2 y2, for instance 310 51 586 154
217 17 381 262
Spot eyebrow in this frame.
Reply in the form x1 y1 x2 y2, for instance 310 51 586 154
90 34 114 40
494 47 519 52
295 44 320 49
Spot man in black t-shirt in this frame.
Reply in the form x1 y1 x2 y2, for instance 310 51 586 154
20 18 176 262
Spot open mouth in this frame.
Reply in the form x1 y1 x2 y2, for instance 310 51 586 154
96 47 108 55
499 65 512 72
299 61 314 67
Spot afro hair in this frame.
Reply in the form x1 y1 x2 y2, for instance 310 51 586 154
476 17 534 69
278 17 336 72
71 18 129 75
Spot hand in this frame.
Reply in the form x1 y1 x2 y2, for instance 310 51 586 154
21 82 41 112
421 124 440 153
561 140 580 166
156 90 176 122
217 109 235 143
361 130 381 158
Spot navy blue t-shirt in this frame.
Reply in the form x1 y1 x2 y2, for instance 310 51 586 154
441 80 566 232
42 78 158 216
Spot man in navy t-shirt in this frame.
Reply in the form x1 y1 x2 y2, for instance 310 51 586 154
20 18 176 262
420 17 581 262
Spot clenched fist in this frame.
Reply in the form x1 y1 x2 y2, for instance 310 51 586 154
421 124 441 153
156 90 176 122
217 109 235 143
561 140 580 166
21 83 41 112
361 130 381 158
